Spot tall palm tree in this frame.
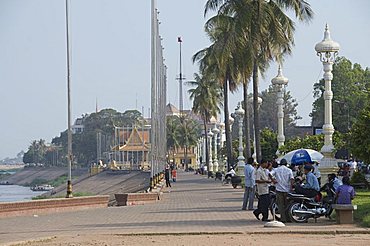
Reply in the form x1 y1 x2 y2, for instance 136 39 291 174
187 72 222 172
166 116 180 161
204 0 313 162
193 13 242 170
176 116 200 170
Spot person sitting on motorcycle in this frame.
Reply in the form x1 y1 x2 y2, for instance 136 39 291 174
294 165 320 198
322 173 343 198
224 168 236 180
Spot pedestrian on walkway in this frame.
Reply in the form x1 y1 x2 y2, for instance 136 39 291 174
253 159 272 221
171 168 177 182
165 165 172 187
270 158 294 223
242 157 255 211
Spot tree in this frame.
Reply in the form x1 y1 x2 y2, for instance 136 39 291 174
176 116 200 170
187 73 222 172
260 128 278 161
349 102 370 163
193 15 240 170
166 116 180 159
203 0 313 162
311 57 370 132
259 85 301 133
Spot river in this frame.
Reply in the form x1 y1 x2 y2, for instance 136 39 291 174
0 185 45 202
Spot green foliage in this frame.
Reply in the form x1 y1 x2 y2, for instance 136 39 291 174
278 131 348 155
349 102 370 163
48 175 68 188
259 86 301 133
51 109 144 166
260 128 278 160
353 190 370 227
311 57 370 133
351 172 369 185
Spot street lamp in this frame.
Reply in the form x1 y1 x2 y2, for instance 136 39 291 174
234 102 245 177
315 24 340 181
248 97 262 163
212 125 220 172
271 65 288 156
207 129 214 175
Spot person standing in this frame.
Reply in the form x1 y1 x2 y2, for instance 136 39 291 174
242 157 255 211
253 159 272 221
171 168 177 182
270 158 294 223
164 165 171 187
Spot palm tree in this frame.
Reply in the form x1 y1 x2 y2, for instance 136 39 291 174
193 13 242 170
187 72 222 173
166 116 180 161
204 0 313 162
176 116 200 170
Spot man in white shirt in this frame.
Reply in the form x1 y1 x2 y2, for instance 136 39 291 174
242 157 256 210
271 158 294 223
253 159 272 221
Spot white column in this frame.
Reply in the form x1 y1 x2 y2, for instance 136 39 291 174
276 86 285 150
208 130 213 172
235 102 245 177
212 125 220 172
321 61 335 155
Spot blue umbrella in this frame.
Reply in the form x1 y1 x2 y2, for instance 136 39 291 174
279 149 324 165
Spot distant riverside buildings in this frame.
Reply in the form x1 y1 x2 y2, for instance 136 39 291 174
71 118 85 134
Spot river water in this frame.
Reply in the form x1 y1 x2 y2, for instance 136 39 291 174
0 185 45 202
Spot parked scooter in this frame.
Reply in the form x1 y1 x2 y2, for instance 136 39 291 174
286 183 334 223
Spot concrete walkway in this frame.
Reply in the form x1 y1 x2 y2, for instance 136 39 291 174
0 171 368 245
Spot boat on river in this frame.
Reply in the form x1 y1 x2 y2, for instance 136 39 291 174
30 184 54 191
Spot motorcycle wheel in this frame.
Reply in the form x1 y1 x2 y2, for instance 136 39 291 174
288 202 309 223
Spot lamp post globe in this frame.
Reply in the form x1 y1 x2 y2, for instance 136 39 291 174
271 65 288 156
315 24 340 184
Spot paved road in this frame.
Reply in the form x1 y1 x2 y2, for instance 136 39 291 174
0 171 368 245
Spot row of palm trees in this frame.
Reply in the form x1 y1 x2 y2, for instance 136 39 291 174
189 0 313 170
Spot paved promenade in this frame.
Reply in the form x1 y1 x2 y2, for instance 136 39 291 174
0 171 369 245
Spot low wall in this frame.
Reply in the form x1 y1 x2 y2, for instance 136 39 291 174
115 193 160 206
0 195 109 218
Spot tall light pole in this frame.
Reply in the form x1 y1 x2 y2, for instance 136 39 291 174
207 129 214 175
315 24 340 182
271 66 288 156
65 0 73 198
248 97 262 163
212 125 220 172
234 102 245 177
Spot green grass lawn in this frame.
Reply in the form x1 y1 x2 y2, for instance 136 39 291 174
353 190 370 227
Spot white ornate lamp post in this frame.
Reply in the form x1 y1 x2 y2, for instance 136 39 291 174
212 125 220 172
207 129 214 174
248 97 262 163
315 24 340 183
234 102 245 177
271 65 288 156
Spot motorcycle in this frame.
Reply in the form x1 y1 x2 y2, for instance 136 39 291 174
286 185 334 223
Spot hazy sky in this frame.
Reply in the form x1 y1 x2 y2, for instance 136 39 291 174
0 0 369 159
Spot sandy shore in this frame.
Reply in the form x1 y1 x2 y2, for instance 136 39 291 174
8 233 370 246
